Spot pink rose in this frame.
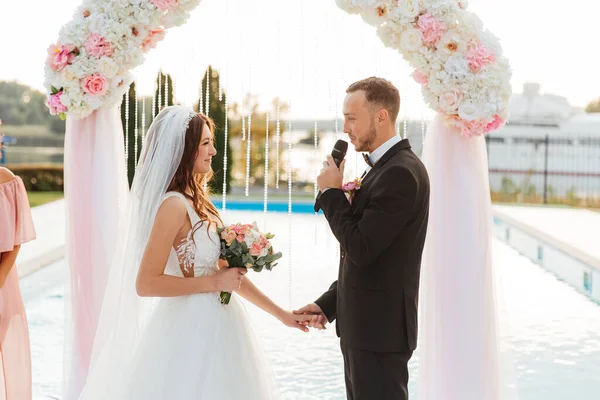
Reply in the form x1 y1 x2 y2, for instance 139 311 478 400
459 119 488 137
225 231 237 245
82 74 108 96
47 44 78 71
439 89 463 113
485 115 504 133
84 33 113 58
47 92 67 115
466 42 496 73
417 14 446 46
411 70 429 85
141 28 166 52
249 242 262 257
236 234 245 243
151 0 179 11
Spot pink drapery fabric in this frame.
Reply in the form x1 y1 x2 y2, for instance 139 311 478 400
62 107 127 400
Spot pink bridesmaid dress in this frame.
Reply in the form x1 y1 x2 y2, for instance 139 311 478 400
0 174 36 400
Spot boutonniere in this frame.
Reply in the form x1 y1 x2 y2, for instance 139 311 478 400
342 177 362 204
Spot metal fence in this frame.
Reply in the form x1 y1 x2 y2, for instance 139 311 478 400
486 135 600 207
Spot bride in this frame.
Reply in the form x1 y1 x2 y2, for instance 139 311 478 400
77 105 310 399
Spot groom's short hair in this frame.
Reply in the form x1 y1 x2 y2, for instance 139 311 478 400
346 77 400 123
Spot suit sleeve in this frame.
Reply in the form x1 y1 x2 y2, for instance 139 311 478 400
319 165 418 268
315 280 337 322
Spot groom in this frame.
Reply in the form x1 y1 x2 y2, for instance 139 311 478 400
296 77 430 400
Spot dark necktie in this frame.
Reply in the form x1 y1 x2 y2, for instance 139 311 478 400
362 153 373 167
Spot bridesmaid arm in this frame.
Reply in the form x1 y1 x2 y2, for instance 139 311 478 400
0 245 21 288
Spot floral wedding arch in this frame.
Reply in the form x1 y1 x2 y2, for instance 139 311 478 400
44 1 511 399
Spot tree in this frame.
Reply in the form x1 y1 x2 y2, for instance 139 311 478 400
198 66 232 195
585 98 600 113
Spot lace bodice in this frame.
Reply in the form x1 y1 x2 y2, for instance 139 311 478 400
161 192 221 278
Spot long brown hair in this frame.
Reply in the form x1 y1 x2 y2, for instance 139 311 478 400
167 112 223 235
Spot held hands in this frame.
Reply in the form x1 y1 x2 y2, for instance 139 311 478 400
276 310 313 333
214 266 247 293
317 155 346 193
293 303 328 330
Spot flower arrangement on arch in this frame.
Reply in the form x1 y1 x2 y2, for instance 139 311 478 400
336 0 512 137
43 0 202 120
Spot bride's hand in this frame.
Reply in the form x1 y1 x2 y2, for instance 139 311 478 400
214 267 247 293
276 310 312 333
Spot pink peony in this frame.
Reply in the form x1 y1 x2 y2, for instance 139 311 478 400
84 33 113 58
151 0 179 11
141 28 166 52
485 115 504 133
466 42 496 73
411 70 429 85
47 44 78 71
82 73 108 96
47 92 67 115
417 14 446 46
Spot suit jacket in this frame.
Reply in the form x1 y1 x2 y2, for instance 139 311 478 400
315 138 429 353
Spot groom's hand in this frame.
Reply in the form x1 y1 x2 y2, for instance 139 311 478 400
317 155 345 192
294 303 328 330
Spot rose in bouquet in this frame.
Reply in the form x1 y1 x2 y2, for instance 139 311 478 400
217 222 282 304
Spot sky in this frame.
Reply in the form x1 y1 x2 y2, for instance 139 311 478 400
0 0 598 120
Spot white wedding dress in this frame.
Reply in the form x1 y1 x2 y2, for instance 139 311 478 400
104 192 276 399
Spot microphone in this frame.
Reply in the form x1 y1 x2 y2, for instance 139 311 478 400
314 139 348 213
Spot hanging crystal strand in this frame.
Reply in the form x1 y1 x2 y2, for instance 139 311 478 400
222 96 229 210
151 77 156 121
198 73 203 113
263 113 269 231
204 68 210 116
124 91 130 177
240 72 246 139
157 72 162 111
141 96 147 147
245 113 252 196
314 121 319 201
287 99 293 309
275 101 281 189
218 73 222 102
134 84 139 165
165 73 169 107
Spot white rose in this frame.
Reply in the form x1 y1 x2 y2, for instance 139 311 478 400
444 55 470 78
62 67 80 84
361 4 391 26
399 28 423 52
84 94 104 110
439 88 463 113
437 30 467 60
458 101 483 121
396 0 420 19
98 57 120 79
129 0 143 4
376 23 401 49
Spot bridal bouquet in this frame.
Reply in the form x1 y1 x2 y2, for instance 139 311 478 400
336 0 512 137
44 0 202 120
217 222 282 305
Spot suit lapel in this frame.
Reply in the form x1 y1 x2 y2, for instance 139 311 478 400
360 138 411 187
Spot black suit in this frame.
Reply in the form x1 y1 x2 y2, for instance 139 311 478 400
315 139 429 400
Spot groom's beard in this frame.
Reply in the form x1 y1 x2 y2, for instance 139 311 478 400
354 120 376 153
